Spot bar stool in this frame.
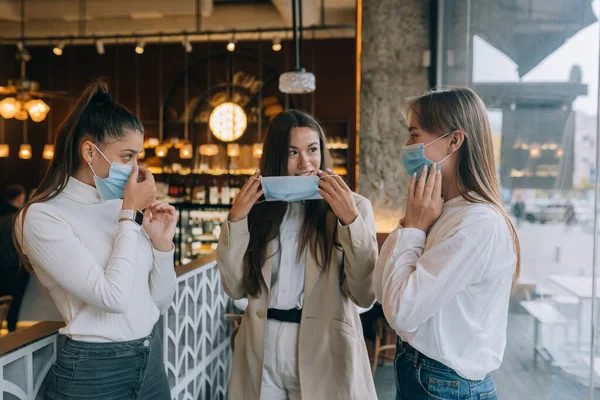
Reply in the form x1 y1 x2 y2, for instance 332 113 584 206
371 317 396 375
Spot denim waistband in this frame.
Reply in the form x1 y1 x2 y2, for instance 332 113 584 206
396 337 457 372
63 324 160 357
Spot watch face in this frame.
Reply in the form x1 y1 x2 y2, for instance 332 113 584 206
134 211 144 225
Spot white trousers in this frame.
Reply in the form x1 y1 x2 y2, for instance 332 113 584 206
260 320 301 400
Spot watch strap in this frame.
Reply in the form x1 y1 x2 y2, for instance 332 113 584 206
119 210 143 226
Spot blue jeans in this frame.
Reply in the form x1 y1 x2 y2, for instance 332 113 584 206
46 324 170 399
394 339 498 400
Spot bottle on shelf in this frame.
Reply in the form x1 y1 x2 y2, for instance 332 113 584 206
221 179 231 205
209 179 220 205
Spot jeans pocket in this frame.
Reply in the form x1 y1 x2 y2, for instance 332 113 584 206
479 389 498 400
416 364 461 400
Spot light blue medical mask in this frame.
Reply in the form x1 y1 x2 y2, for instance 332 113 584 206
402 131 453 179
260 176 322 202
88 144 133 200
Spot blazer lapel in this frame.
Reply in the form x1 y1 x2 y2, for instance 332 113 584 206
261 239 275 295
303 210 337 300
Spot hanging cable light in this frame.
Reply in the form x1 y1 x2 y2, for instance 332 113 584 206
279 0 315 94
18 120 31 159
156 34 168 158
0 38 7 158
182 35 192 53
254 30 264 159
42 46 54 159
210 36 247 142
180 35 193 159
135 40 145 54
272 36 282 52
53 40 65 56
227 33 236 52
199 34 220 158
95 39 105 55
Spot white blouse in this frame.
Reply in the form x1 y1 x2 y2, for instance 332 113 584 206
373 194 517 380
16 177 176 342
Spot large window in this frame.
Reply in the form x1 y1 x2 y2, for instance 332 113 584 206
440 0 600 397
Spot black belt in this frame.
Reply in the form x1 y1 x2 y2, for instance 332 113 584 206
267 308 302 323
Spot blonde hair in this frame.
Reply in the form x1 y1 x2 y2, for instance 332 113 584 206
408 87 521 283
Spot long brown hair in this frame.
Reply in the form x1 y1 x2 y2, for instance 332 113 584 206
243 110 334 297
14 80 143 270
408 87 521 282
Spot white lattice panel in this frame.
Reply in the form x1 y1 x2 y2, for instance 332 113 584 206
164 261 232 400
0 334 58 400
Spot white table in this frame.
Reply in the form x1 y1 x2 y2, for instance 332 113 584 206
549 275 600 351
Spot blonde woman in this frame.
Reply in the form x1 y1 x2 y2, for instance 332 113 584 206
374 88 520 400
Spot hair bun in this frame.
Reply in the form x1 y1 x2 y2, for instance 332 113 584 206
92 89 112 104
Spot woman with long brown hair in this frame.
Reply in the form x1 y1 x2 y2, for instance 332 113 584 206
14 81 176 399
217 110 378 399
374 87 520 400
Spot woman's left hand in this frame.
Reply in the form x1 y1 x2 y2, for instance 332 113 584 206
143 201 177 252
403 165 443 233
317 169 359 226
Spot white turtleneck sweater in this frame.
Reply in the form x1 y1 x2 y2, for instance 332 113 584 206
15 177 176 342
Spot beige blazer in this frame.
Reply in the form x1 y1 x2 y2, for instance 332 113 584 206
217 194 378 400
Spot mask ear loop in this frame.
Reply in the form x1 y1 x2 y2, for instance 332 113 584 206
88 162 98 177
91 143 113 166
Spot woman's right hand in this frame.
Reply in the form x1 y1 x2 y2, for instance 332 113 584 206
122 166 157 211
228 169 263 222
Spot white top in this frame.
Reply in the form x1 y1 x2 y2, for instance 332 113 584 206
15 177 176 342
373 194 516 380
269 202 306 310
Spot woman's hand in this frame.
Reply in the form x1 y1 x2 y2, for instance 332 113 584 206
228 169 264 223
143 201 177 252
317 169 359 226
403 165 443 233
122 166 157 211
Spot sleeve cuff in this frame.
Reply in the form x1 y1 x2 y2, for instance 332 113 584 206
399 228 426 245
227 217 249 237
118 219 142 233
152 244 175 265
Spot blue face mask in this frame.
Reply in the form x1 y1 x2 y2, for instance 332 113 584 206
260 176 322 202
402 131 453 179
88 144 133 201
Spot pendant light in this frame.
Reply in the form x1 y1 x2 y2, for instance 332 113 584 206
209 33 247 142
279 0 315 94
1 0 50 123
0 38 8 158
155 34 168 158
199 34 219 157
253 31 264 159
180 34 193 159
18 120 31 159
134 42 144 160
42 46 54 160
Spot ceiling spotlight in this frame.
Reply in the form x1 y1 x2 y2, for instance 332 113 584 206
227 39 236 52
95 40 105 55
182 36 192 53
53 41 65 56
135 40 145 54
272 37 282 52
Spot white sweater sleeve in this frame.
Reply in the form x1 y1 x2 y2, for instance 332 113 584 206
149 246 176 314
374 226 484 333
18 204 140 314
